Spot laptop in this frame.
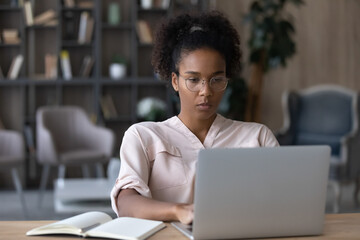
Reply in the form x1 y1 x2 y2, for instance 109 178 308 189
172 146 330 240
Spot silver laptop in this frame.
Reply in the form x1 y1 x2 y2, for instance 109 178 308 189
172 146 330 240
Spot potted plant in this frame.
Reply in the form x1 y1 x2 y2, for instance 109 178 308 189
109 55 127 80
244 0 304 122
137 97 167 121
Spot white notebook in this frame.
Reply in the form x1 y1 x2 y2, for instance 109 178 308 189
26 211 166 240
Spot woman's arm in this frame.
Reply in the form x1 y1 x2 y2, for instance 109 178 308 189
117 188 194 224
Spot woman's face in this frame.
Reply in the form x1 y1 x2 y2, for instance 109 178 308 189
172 48 226 122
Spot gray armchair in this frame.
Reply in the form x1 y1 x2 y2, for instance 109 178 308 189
277 85 360 212
0 129 27 217
37 106 115 205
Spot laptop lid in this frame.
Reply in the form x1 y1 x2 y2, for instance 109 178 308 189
191 146 330 240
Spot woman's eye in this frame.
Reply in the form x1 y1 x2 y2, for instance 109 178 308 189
212 77 225 83
187 78 200 83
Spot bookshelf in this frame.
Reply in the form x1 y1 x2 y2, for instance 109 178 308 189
0 0 209 187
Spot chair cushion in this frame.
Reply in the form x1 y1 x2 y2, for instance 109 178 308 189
295 133 342 156
0 156 23 167
297 92 353 135
59 149 107 165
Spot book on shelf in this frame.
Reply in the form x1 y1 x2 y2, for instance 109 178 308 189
64 0 75 8
0 65 4 79
101 94 118 119
136 20 153 43
23 124 37 178
79 55 94 77
78 0 94 8
136 20 153 44
23 124 35 154
153 0 171 9
60 50 72 80
2 29 20 44
45 54 58 79
23 1 34 26
44 19 58 27
18 0 25 7
85 16 94 43
34 9 57 26
7 54 24 80
26 211 166 240
78 11 94 44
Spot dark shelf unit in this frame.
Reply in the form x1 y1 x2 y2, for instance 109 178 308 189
0 0 209 187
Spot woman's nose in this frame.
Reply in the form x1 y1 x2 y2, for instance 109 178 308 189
199 80 213 96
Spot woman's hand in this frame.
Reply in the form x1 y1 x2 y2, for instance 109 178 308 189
117 189 194 224
175 203 194 225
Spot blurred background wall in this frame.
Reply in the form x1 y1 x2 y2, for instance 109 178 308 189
216 0 360 130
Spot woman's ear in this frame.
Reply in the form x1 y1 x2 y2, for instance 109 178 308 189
171 72 179 92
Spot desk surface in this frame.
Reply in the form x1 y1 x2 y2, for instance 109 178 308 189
0 213 359 240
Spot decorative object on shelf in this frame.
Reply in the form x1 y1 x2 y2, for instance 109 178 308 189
140 0 153 9
108 2 121 26
137 97 166 121
60 50 72 80
244 0 304 122
109 55 127 80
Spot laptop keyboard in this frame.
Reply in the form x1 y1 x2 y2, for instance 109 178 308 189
185 223 193 232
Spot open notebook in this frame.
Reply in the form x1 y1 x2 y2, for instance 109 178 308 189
26 211 166 240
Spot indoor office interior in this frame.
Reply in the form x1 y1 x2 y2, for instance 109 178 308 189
0 0 359 220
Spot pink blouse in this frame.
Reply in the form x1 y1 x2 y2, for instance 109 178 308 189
111 114 279 216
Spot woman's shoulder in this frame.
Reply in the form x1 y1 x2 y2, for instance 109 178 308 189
125 116 177 136
220 115 270 131
219 115 278 146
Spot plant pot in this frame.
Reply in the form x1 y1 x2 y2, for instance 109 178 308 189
109 63 126 80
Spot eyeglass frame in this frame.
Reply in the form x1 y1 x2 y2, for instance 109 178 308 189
175 73 229 92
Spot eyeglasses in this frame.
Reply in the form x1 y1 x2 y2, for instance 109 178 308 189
177 74 229 92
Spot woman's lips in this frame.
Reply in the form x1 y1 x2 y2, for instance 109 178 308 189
197 103 212 110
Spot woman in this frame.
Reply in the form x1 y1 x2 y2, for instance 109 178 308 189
111 11 279 224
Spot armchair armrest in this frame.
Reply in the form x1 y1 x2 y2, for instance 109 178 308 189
84 124 115 158
0 130 25 159
340 129 360 179
36 126 58 165
274 128 294 146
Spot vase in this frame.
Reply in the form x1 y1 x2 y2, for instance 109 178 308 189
109 63 126 80
108 3 120 25
140 0 153 9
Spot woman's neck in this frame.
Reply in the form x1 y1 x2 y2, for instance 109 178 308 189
178 113 217 144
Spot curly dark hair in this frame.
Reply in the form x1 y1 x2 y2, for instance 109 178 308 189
152 11 242 81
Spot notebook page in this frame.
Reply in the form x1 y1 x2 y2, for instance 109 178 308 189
26 211 112 236
86 217 166 240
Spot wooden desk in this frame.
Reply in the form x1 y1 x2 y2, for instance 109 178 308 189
0 213 359 240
